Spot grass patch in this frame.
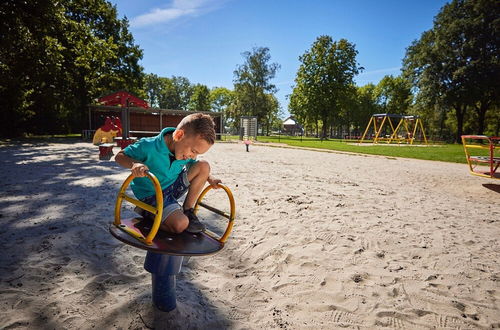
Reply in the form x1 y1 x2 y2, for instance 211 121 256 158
224 135 467 164
0 134 83 145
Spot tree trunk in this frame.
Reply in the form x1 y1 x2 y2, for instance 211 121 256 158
439 108 446 141
475 101 489 136
455 104 466 143
321 115 328 140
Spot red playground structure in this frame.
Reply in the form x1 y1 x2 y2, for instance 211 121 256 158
97 90 149 109
461 135 500 179
93 116 123 160
93 91 147 160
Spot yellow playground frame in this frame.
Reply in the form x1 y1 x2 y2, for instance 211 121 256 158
461 135 500 179
359 113 428 145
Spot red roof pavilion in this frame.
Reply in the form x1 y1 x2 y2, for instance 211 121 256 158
97 91 149 109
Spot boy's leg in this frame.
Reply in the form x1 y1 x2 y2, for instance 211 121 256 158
184 160 211 210
160 209 189 233
158 160 210 234
180 160 211 233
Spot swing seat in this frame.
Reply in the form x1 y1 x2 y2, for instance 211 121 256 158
110 171 236 256
110 217 224 256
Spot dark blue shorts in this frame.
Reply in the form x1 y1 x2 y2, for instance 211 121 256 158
138 169 190 221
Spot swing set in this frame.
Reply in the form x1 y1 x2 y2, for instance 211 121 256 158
359 113 428 145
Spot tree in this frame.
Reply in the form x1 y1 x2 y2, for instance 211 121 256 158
210 87 235 131
375 75 413 115
0 0 144 137
293 36 362 138
403 0 499 142
144 73 162 107
233 47 280 132
289 84 314 134
353 84 379 134
158 76 192 110
188 84 211 111
262 93 281 135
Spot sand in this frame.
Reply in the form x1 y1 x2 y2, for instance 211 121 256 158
0 139 499 329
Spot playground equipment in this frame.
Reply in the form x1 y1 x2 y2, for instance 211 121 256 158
93 117 122 145
359 113 428 145
243 139 251 152
240 116 258 141
110 172 235 311
93 117 123 160
93 115 137 160
461 135 500 179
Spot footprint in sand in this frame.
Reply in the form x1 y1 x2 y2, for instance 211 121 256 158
227 308 246 320
326 309 364 327
315 232 338 245
375 311 422 329
435 314 477 329
271 282 299 296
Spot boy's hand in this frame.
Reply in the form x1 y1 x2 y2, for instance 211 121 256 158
207 176 222 188
131 162 149 177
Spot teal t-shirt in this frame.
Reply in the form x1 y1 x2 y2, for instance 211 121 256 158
123 127 196 199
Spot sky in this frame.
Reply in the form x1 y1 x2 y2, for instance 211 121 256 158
110 0 449 116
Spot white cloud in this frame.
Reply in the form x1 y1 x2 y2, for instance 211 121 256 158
131 0 223 27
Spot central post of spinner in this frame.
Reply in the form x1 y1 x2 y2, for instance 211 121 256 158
110 172 236 312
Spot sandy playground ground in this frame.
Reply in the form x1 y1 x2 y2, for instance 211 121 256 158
0 139 499 329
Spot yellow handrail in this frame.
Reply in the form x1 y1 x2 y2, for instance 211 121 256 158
461 135 500 179
194 184 236 243
114 171 163 245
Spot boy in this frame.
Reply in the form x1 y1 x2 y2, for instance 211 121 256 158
115 113 221 234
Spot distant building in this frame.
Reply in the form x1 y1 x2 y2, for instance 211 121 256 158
282 117 303 135
85 91 222 139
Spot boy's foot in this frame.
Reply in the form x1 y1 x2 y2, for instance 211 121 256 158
134 206 153 220
184 208 205 233
134 206 145 217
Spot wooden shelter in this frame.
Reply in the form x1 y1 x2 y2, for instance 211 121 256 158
86 105 223 139
282 117 303 136
97 90 149 109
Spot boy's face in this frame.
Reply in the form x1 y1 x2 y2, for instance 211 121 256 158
173 129 212 160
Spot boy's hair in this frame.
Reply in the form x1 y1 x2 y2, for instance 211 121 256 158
177 113 216 144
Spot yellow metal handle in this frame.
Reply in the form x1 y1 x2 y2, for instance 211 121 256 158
194 184 235 243
114 171 163 245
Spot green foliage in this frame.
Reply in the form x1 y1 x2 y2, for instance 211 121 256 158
210 87 235 130
144 73 162 107
375 75 412 115
233 47 281 134
403 0 500 142
188 84 211 112
158 76 193 110
291 36 362 138
0 0 144 137
210 87 234 113
352 83 379 133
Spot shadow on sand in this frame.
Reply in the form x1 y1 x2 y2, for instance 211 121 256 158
482 183 500 193
0 139 233 329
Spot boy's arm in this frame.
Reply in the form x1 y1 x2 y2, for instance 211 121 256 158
115 150 149 177
206 161 221 188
